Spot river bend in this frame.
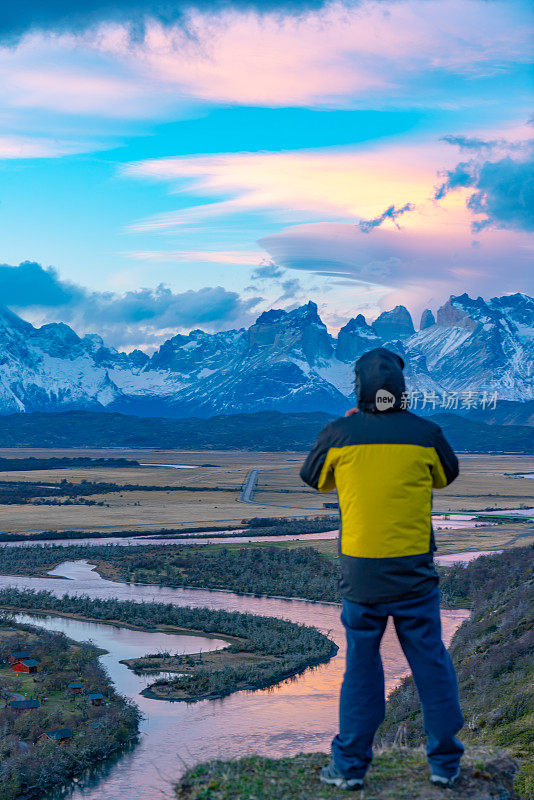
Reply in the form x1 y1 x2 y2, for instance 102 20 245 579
0 562 469 800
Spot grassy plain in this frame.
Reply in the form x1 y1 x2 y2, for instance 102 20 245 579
0 448 314 535
252 453 534 513
0 448 531 537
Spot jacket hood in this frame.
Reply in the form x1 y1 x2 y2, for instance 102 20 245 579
355 347 406 412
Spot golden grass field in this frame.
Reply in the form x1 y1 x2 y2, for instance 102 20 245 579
0 448 532 539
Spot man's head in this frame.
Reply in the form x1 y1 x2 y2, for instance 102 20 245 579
354 347 406 412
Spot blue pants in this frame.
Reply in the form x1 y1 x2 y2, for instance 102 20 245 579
332 586 464 779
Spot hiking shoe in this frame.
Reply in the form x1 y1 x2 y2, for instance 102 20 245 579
430 768 460 789
320 760 364 791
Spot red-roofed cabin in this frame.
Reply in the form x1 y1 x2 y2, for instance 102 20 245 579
8 651 31 665
88 693 104 706
12 658 40 674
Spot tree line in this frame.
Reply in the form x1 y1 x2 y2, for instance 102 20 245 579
0 479 241 505
0 457 140 471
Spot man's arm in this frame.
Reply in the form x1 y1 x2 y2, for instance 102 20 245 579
300 424 336 492
432 426 459 488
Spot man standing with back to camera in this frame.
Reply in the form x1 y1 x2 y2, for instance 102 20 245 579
301 347 464 791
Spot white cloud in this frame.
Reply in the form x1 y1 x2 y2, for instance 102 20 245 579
0 133 101 158
127 249 263 264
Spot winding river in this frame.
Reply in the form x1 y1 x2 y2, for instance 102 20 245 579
0 560 469 800
3 514 492 549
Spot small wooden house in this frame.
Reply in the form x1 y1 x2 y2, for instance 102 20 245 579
88 693 104 706
68 681 83 694
8 651 31 665
9 698 40 712
12 658 40 674
39 728 74 743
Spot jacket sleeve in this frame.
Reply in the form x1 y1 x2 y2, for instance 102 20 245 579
432 425 459 488
300 424 336 492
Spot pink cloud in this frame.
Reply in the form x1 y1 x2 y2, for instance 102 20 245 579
123 140 455 229
124 0 532 107
0 0 530 117
258 218 534 317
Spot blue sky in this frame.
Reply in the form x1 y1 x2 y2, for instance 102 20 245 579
0 0 532 349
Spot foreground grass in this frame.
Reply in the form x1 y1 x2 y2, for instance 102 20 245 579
175 749 519 800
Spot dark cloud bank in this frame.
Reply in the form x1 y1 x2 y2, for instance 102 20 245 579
359 202 415 233
435 136 534 233
0 0 329 41
0 261 260 349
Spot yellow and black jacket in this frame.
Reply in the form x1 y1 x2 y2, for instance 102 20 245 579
301 348 459 604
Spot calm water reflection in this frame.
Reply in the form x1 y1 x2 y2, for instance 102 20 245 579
0 562 469 800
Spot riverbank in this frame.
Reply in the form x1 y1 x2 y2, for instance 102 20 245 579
0 514 340 542
0 617 140 800
1 531 532 606
0 560 467 800
0 589 337 704
135 646 338 702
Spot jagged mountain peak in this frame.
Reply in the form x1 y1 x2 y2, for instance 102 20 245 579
489 293 534 327
289 300 321 320
128 349 150 370
437 296 482 329
437 293 512 333
36 320 79 338
254 308 288 326
0 305 33 333
372 305 415 340
248 300 332 364
254 300 322 328
341 314 370 332
336 314 378 362
420 309 435 330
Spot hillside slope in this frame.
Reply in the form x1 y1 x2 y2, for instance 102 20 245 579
381 546 533 796
0 408 532 452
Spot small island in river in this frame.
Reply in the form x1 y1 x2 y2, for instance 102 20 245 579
0 588 338 707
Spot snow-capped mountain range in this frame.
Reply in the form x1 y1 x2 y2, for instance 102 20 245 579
0 292 532 417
